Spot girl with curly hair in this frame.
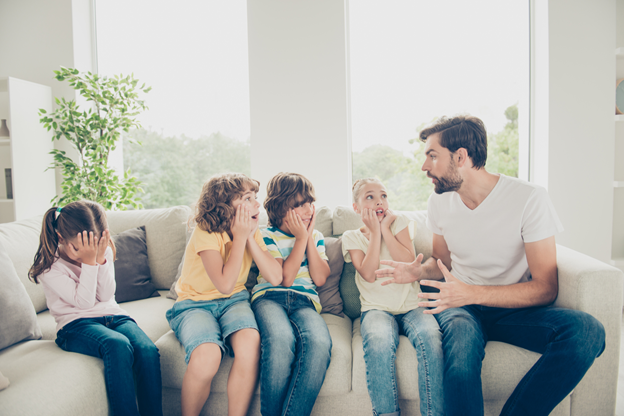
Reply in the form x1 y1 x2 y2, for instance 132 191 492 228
166 173 281 416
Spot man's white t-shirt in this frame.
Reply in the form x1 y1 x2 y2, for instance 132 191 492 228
426 174 564 286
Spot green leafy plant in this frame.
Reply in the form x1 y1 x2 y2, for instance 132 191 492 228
39 67 151 210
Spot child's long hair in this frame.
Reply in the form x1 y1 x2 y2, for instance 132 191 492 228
264 172 315 228
29 200 115 283
194 173 260 233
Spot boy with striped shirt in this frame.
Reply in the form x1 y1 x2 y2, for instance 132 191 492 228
251 172 332 416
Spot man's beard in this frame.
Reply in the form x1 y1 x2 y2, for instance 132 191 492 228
430 159 463 194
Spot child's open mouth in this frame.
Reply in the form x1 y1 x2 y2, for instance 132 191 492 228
251 213 259 220
376 209 384 216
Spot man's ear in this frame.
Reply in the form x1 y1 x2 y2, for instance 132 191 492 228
455 148 469 168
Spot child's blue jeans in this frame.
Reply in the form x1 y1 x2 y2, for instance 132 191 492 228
360 308 444 416
252 290 332 416
55 315 163 416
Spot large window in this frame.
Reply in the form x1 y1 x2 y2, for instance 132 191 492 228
95 0 250 208
349 0 530 210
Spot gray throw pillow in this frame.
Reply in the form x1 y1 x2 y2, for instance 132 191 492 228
317 237 345 317
339 262 361 320
0 239 42 350
112 226 159 303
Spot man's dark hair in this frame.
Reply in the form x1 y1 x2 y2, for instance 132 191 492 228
419 115 488 169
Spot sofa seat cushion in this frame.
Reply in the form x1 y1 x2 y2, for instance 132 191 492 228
351 317 542 403
157 312 353 396
36 290 174 343
118 290 175 342
0 340 108 416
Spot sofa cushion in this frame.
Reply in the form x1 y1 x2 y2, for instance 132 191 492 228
339 262 361 320
317 237 345 317
0 239 42 350
0 215 47 312
0 340 109 416
157 313 353 396
121 290 175 342
107 205 192 290
112 226 159 303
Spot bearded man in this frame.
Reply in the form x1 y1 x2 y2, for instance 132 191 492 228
376 115 605 416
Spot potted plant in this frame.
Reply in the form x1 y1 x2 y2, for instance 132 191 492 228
39 67 151 210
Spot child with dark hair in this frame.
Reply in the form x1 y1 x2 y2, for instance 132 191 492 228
251 172 332 416
167 173 281 416
29 200 162 416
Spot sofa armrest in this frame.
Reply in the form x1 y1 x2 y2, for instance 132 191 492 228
553 244 623 416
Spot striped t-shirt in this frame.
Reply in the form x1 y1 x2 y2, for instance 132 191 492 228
251 226 328 313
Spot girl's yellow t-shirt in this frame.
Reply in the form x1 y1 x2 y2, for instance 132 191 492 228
175 227 267 302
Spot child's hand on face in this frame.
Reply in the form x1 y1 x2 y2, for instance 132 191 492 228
286 209 308 240
67 231 98 266
361 209 381 234
232 205 254 241
381 209 397 229
96 230 110 265
306 204 317 237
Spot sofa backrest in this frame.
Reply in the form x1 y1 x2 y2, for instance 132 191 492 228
107 205 192 290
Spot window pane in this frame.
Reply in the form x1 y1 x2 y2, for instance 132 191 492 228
95 0 250 208
349 0 529 210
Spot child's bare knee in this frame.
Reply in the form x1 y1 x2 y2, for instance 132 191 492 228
188 343 221 378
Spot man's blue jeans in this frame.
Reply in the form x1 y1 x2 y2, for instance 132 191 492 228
434 305 605 416
252 291 332 416
55 315 163 416
360 309 444 416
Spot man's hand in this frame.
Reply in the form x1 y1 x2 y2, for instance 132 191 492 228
418 259 476 314
376 253 424 284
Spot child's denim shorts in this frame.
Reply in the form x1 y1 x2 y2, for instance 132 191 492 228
166 290 258 363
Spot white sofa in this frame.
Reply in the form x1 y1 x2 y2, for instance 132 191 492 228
0 205 622 416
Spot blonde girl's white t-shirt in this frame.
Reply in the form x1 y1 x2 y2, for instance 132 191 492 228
342 214 421 314
426 174 564 287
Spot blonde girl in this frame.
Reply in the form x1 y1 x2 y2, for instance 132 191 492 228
29 200 162 416
341 178 444 416
166 173 281 416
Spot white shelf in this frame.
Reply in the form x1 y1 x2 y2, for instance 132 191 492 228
615 181 624 188
0 199 13 203
616 114 624 122
617 47 624 58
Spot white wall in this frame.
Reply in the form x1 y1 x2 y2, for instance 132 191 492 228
247 0 351 209
532 0 616 264
0 0 97 197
